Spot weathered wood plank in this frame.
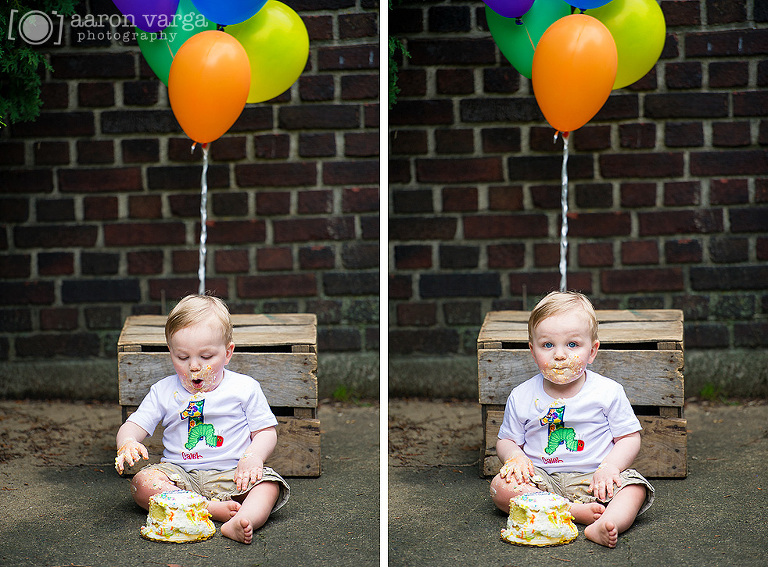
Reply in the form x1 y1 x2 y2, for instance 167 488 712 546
118 352 318 407
482 411 687 478
478 349 684 406
117 314 317 349
478 310 684 345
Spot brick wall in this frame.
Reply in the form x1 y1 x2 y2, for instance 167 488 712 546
389 0 768 364
0 0 380 372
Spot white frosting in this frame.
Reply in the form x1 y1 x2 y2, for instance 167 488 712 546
140 490 215 543
501 492 578 546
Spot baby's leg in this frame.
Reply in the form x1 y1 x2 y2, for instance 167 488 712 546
489 473 540 514
568 502 605 525
221 481 280 544
584 484 646 548
130 468 178 510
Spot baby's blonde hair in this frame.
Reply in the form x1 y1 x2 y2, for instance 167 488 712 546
528 291 599 343
165 294 233 346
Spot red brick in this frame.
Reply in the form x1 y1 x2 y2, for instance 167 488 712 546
122 139 159 163
436 68 474 95
254 134 290 159
149 165 229 190
279 105 359 130
573 126 611 151
509 272 592 295
299 246 335 270
665 61 702 89
389 100 452 126
300 75 335 101
483 67 520 94
733 92 768 117
690 150 768 176
343 187 378 213
124 81 159 106
40 308 78 331
15 226 96 249
50 53 134 78
390 217 457 241
38 252 75 275
236 163 317 187
215 249 250 273
317 44 378 71
209 137 247 161
665 121 704 147
172 250 199 273
149 278 229 301
84 196 118 220
622 241 659 265
34 142 70 166
602 268 684 293
712 121 752 147
710 179 750 205
600 153 684 179
464 214 548 239
127 251 163 275
0 254 31 278
664 181 701 206
76 140 114 164
665 239 703 263
0 198 28 223
78 82 115 107
303 15 333 41
488 244 525 269
0 282 55 305
417 157 503 184
37 199 75 222
39 83 69 109
639 209 723 235
569 212 632 237
660 0 701 26
237 274 317 298
481 128 521 154
435 129 474 154
345 132 379 157
395 245 432 269
274 217 355 243
324 160 378 185
298 190 333 214
709 61 749 87
389 275 413 300
397 303 436 326
104 222 186 246
575 183 613 209
256 192 291 215
206 220 266 244
341 74 378 100
59 167 141 193
257 248 293 271
11 112 95 138
299 133 337 157
4 170 54 194
685 28 768 57
212 193 249 217
619 123 656 149
443 187 479 212
534 243 559 267
578 242 613 267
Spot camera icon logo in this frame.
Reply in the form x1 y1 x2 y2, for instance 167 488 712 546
7 9 65 46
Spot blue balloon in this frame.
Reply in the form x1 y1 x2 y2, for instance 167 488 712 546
567 0 611 9
190 0 267 26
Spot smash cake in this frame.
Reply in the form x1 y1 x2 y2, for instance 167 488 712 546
501 492 578 546
140 490 215 543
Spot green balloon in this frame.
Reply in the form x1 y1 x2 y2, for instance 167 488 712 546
137 0 216 85
487 0 572 79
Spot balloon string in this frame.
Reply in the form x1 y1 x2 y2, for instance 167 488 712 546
524 22 535 51
198 143 209 295
559 132 570 292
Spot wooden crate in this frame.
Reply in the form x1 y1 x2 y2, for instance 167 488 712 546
117 313 320 477
478 310 687 478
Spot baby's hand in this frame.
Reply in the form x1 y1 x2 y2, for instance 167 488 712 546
589 463 622 501
114 439 148 474
499 454 535 486
235 452 264 492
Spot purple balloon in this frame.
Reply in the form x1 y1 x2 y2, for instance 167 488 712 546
483 0 535 19
112 0 180 33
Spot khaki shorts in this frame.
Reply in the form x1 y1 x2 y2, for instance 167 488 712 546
141 462 290 514
530 466 654 516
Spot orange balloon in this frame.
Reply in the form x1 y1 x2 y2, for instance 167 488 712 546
168 30 251 144
532 14 617 133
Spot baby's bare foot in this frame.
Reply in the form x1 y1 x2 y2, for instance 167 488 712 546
207 500 241 522
569 502 605 525
585 520 618 548
221 517 253 544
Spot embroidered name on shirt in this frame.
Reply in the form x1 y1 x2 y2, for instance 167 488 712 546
542 456 563 464
182 451 203 460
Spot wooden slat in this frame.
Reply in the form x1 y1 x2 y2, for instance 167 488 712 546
478 310 684 345
478 349 684 406
118 352 318 407
482 411 687 478
118 314 317 349
268 416 321 477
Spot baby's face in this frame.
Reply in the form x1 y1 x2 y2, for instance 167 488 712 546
168 318 234 394
529 310 598 387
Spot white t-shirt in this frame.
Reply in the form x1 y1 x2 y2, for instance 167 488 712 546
498 369 641 473
127 369 277 471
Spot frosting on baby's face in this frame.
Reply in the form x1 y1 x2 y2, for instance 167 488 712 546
529 310 598 388
168 319 234 394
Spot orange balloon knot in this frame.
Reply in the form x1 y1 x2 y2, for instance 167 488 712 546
515 18 523 25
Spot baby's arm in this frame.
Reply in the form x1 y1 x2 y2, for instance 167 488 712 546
234 426 278 492
589 431 641 500
115 421 150 474
496 438 536 485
